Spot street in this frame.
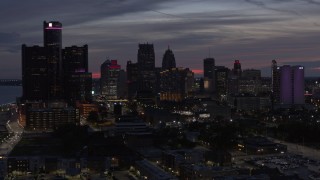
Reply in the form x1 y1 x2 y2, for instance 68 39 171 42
0 104 23 156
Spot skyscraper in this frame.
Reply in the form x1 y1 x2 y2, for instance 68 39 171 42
22 45 48 101
137 43 155 70
44 21 62 48
100 59 121 100
292 66 305 104
127 61 139 99
20 21 91 130
117 69 127 99
63 45 88 73
43 21 63 99
279 65 304 105
233 60 242 77
137 43 156 101
63 45 92 104
203 58 215 93
203 58 215 79
214 66 230 99
271 60 280 103
162 47 176 70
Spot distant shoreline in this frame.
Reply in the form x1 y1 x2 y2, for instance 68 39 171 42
0 85 21 87
0 79 22 86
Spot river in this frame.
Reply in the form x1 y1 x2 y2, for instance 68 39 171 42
0 86 22 104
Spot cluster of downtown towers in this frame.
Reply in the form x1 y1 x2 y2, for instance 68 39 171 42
20 21 194 130
20 21 305 130
21 21 91 130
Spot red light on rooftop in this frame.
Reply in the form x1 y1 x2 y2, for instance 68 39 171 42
234 60 240 64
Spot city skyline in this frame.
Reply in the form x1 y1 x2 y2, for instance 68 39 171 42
1 0 320 78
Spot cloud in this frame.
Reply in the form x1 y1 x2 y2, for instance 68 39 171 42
1 0 320 77
244 0 299 15
0 32 21 53
0 32 20 44
300 0 320 5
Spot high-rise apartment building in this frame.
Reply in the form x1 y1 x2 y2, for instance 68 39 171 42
100 59 121 100
162 47 176 70
279 65 304 105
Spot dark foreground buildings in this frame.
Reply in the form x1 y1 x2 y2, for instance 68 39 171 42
20 21 92 130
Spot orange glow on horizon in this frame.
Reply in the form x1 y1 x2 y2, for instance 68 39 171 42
92 69 203 78
92 72 100 79
192 69 203 75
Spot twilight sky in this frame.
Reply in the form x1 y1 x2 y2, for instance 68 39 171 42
1 0 320 78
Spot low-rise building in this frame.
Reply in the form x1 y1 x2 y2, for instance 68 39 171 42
237 136 287 155
135 159 177 180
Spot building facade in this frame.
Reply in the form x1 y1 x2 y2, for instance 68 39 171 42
100 60 121 100
126 61 139 99
26 102 80 130
279 65 305 105
63 45 92 104
233 60 242 77
160 68 194 102
203 58 215 93
137 43 156 100
22 45 48 101
214 66 229 99
271 60 280 103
